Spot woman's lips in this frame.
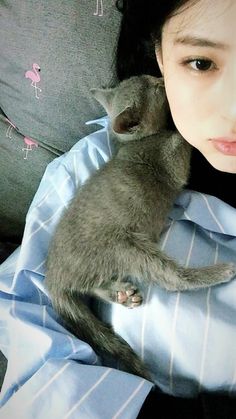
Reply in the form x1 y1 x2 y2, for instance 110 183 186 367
211 137 236 155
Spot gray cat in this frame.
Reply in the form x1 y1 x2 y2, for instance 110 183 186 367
45 75 235 380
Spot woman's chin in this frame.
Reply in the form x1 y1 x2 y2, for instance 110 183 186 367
204 153 236 174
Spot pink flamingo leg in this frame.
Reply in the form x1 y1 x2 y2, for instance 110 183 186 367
100 0 103 16
31 81 42 99
5 118 17 139
94 0 98 15
6 125 13 139
22 137 38 160
94 0 103 16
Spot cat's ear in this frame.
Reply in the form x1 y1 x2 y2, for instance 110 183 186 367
112 106 140 134
90 88 114 114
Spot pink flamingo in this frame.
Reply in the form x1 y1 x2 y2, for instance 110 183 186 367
94 0 103 16
22 137 38 160
5 118 17 139
25 63 42 99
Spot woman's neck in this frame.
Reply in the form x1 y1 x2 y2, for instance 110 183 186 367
187 148 236 209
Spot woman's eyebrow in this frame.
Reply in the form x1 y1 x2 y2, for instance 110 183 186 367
174 35 228 50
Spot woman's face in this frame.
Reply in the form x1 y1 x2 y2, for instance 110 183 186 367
156 0 236 173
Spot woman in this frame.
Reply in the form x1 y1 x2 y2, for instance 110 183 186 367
0 1 236 417
116 1 236 416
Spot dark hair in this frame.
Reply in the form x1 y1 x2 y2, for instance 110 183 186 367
115 0 195 81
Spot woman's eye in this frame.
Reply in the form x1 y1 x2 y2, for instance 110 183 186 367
182 58 217 72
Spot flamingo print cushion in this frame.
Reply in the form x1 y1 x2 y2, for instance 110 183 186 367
0 0 121 240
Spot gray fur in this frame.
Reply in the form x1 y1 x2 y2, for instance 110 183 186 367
45 75 236 380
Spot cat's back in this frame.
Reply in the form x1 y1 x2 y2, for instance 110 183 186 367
68 134 176 219
56 132 183 240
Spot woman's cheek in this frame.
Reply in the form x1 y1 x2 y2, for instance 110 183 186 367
165 77 205 141
166 85 191 124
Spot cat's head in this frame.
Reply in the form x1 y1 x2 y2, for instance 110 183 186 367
91 75 169 142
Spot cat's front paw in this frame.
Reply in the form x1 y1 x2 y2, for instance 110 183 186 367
213 262 236 283
117 285 143 308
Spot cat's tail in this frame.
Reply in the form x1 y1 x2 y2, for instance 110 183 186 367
49 288 151 381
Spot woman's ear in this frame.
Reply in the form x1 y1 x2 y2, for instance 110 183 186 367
155 46 164 76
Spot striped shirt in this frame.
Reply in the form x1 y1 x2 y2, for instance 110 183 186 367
0 117 236 418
